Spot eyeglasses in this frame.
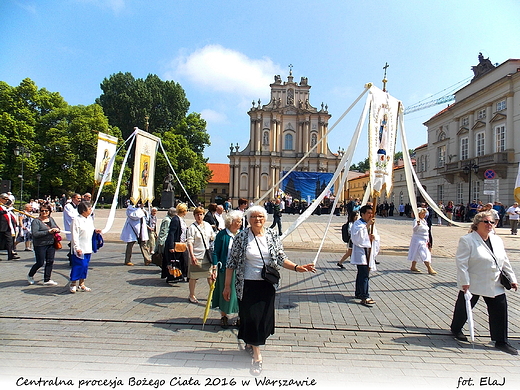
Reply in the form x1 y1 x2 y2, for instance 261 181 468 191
40 210 50 213
480 220 495 225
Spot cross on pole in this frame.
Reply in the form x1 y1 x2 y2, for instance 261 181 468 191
382 62 389 92
288 64 293 75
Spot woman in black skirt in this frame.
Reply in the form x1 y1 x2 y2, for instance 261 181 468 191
223 205 315 376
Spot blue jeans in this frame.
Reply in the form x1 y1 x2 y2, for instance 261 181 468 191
29 244 55 282
355 264 370 299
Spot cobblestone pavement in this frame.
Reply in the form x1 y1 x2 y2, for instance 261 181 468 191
1 212 519 390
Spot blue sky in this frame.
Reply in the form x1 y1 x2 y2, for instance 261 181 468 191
1 0 519 165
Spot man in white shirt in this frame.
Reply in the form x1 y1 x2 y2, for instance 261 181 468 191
215 204 225 231
351 204 380 306
506 202 520 235
120 202 151 266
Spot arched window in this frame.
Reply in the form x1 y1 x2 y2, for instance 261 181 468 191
284 133 294 150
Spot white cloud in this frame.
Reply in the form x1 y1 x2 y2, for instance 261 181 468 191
168 45 283 98
200 109 227 125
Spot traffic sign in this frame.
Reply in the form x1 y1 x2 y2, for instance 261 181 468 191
484 169 496 179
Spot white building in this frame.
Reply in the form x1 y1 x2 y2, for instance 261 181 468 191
410 55 520 208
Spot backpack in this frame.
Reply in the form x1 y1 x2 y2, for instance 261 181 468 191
341 223 351 243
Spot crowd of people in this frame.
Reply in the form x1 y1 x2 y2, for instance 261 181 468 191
1 191 519 375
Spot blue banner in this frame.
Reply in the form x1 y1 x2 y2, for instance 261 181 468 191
281 171 334 202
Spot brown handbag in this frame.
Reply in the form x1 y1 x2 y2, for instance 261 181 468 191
174 242 187 252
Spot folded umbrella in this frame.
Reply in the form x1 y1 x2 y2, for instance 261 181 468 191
464 290 475 342
202 279 216 330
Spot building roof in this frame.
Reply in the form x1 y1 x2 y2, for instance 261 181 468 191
207 163 230 183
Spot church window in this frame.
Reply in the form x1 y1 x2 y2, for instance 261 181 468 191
284 133 294 150
477 108 486 119
287 89 294 105
461 117 469 126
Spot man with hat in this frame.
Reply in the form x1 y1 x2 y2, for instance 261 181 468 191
0 193 20 260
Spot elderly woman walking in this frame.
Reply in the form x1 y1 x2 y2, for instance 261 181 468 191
223 205 315 376
186 206 216 303
211 210 243 328
449 211 518 355
408 208 437 275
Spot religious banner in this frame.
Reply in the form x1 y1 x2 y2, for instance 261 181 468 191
131 128 160 205
94 132 118 185
368 86 401 197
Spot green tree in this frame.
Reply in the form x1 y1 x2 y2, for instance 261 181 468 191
0 78 122 201
97 72 211 202
96 72 190 139
350 157 369 172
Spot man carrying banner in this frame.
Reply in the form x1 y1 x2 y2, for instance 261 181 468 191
120 201 152 266
351 204 379 306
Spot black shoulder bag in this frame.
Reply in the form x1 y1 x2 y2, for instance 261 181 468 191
488 242 513 290
254 233 280 285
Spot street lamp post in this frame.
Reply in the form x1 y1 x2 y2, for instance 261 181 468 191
463 159 479 220
36 174 41 200
14 146 31 209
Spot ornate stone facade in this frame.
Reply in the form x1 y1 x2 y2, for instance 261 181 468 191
228 72 343 204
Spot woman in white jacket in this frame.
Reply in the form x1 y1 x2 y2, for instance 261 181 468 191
450 211 518 355
407 208 436 274
69 202 101 293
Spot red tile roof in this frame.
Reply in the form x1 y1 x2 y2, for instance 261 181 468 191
207 163 230 183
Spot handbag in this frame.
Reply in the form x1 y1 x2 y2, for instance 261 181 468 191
174 242 187 252
193 223 213 274
53 233 62 250
500 270 513 290
491 250 513 290
254 235 280 285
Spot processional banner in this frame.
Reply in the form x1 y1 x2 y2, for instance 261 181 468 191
368 86 401 197
95 132 118 185
131 129 160 205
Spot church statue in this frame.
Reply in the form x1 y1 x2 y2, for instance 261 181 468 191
471 52 495 81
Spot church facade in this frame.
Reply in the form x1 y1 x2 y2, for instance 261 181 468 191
228 72 343 205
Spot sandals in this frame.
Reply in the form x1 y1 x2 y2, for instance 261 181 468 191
70 285 77 293
410 268 422 273
244 345 254 357
360 298 376 305
78 285 91 292
250 360 262 376
188 296 199 304
220 316 229 329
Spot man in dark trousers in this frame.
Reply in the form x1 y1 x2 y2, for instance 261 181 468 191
0 193 19 260
269 198 283 235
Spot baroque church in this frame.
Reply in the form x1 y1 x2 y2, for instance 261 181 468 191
228 71 343 205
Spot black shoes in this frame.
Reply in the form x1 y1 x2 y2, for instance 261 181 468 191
495 342 518 355
451 330 468 342
336 262 344 269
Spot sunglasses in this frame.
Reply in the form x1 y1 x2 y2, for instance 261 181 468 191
480 220 495 225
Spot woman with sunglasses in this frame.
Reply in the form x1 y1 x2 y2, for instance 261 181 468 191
27 205 61 286
450 211 518 355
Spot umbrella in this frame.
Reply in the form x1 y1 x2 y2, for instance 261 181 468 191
202 279 216 329
464 290 475 342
